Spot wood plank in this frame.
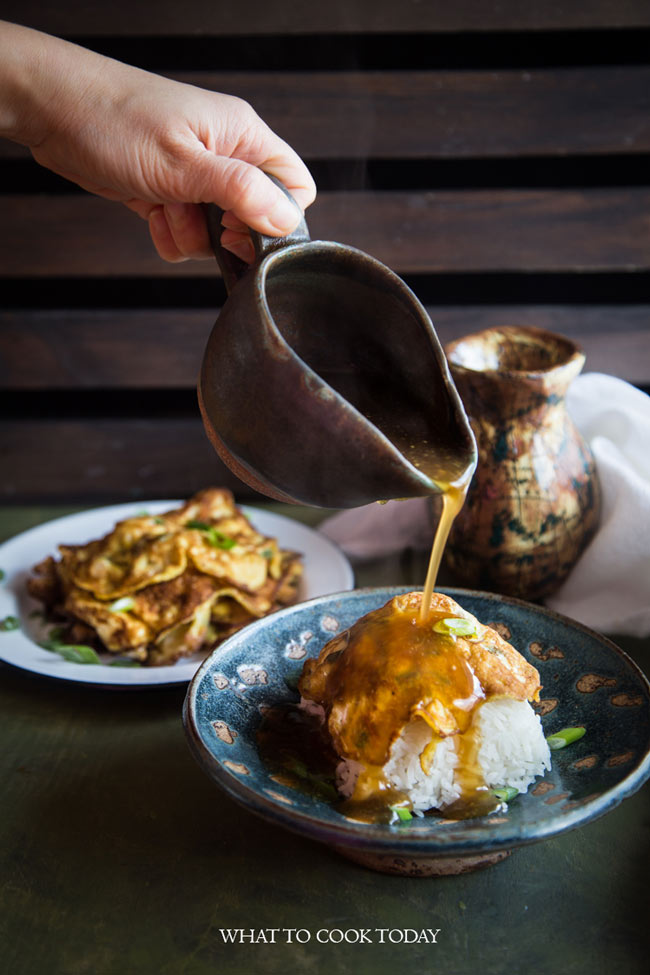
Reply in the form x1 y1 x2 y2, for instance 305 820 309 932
2 306 649 389
2 189 650 277
5 0 650 35
0 418 262 504
161 67 650 159
0 310 209 389
2 66 649 161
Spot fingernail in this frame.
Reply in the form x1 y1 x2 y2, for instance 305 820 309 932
267 193 301 234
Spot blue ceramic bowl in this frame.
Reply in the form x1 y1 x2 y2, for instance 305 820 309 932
183 587 650 875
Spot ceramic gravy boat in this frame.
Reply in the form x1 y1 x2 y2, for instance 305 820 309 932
198 180 476 508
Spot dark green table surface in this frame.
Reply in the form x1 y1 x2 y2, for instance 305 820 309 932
1 505 649 975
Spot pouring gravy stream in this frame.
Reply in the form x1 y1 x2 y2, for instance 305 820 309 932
257 438 502 824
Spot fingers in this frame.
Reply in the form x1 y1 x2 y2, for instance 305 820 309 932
146 202 256 265
148 207 185 262
139 164 311 264
219 211 255 263
192 154 313 238
220 160 302 235
256 155 316 215
220 211 248 233
137 200 251 264
147 203 212 262
220 228 255 264
228 115 317 214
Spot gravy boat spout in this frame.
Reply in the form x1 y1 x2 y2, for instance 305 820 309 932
198 184 476 508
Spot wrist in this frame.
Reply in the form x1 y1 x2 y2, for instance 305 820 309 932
0 21 111 149
0 22 52 145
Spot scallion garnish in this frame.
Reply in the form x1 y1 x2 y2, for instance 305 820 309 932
108 596 136 613
492 786 519 803
390 804 413 823
286 758 338 800
40 626 138 666
0 568 5 582
186 520 237 550
433 617 480 639
40 637 101 664
0 615 19 632
546 727 586 751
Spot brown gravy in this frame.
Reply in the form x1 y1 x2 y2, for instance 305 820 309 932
257 695 500 824
259 421 487 824
377 423 474 623
257 703 411 824
258 597 504 823
419 479 469 625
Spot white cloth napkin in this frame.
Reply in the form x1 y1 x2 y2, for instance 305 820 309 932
320 373 650 637
546 373 650 637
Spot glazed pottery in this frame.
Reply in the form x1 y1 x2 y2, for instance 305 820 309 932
198 178 475 508
444 326 601 600
183 586 650 877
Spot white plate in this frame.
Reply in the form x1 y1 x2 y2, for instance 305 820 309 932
0 501 354 687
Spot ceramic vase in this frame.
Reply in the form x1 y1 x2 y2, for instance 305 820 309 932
444 326 601 600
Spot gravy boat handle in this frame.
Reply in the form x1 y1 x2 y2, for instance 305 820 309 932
204 174 311 294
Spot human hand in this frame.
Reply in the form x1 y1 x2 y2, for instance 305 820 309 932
0 22 316 263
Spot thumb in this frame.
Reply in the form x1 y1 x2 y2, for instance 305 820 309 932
191 154 304 237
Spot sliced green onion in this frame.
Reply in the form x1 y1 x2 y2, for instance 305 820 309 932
109 659 142 668
108 596 136 613
492 786 519 803
286 758 338 800
0 568 5 582
390 804 413 823
40 639 101 664
261 548 274 559
546 727 586 751
288 758 308 777
433 617 480 639
209 530 236 550
186 520 237 550
0 615 20 632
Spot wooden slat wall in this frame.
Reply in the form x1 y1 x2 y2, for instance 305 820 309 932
6 1 650 34
3 306 649 390
3 67 649 161
4 189 650 276
1 2 649 503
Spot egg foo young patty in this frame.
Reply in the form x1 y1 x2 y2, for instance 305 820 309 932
28 489 303 665
298 591 550 821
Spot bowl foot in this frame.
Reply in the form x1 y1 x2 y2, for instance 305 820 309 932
334 846 512 876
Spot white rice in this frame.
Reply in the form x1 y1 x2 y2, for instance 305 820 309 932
336 697 551 814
